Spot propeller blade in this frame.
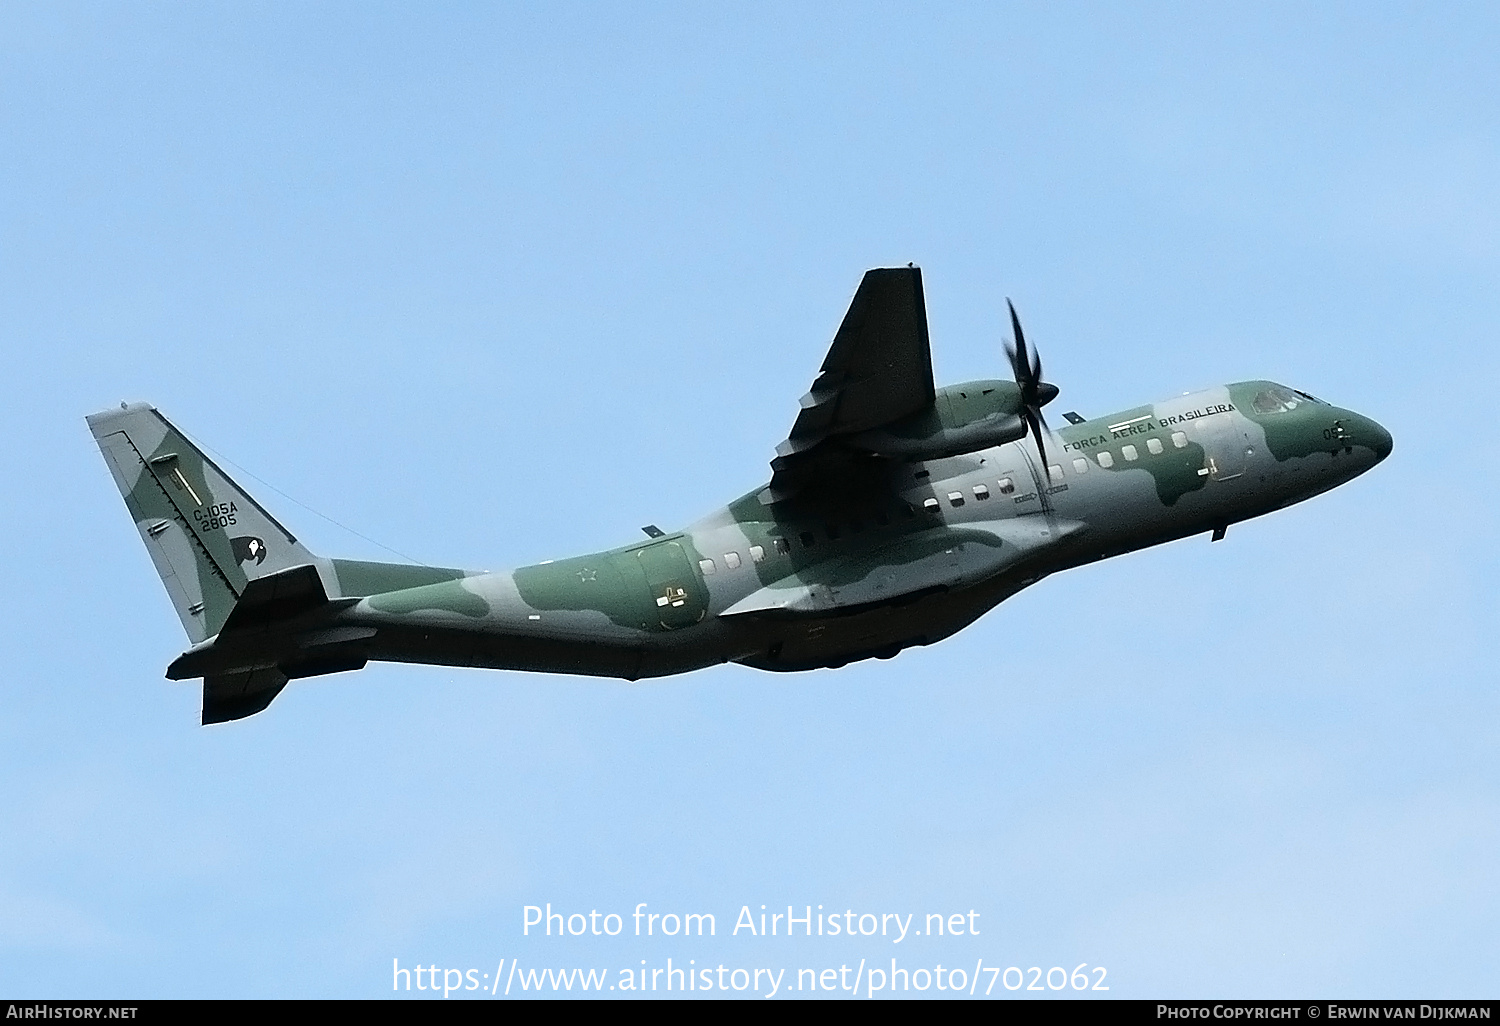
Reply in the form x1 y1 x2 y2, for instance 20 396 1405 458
1026 407 1049 475
1005 298 1057 484
1007 299 1027 364
1005 300 1030 390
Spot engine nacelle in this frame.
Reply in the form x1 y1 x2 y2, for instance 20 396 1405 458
848 380 1028 461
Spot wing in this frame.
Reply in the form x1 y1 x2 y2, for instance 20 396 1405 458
720 517 1087 618
764 267 936 503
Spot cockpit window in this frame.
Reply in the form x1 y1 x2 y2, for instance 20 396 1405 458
1252 385 1320 414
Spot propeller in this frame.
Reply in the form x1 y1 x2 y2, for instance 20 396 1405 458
1004 299 1060 475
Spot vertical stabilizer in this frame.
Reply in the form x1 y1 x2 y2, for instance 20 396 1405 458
86 403 321 643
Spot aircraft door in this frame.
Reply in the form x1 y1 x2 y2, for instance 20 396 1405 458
637 540 708 629
1195 415 1249 482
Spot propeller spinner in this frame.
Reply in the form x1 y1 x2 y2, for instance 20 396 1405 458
1004 299 1059 474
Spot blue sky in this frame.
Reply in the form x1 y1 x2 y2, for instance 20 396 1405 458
2 2 1496 998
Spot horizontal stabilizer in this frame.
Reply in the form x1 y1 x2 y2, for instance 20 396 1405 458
220 564 330 635
203 667 288 725
170 564 370 722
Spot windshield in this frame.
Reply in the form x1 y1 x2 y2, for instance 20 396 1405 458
1251 384 1326 414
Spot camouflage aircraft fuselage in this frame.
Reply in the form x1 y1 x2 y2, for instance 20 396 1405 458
88 271 1391 723
344 381 1391 678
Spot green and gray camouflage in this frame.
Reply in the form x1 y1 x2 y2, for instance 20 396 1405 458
88 270 1391 723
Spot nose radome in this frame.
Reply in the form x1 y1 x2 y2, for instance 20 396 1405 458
1344 412 1392 462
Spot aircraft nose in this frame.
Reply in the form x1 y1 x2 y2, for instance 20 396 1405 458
1344 412 1393 462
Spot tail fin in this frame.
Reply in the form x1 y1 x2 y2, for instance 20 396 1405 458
86 403 321 643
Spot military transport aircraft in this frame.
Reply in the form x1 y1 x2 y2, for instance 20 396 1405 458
89 267 1391 724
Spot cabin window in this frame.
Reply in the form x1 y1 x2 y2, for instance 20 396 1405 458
1072 458 1088 474
947 491 964 507
699 558 716 575
922 497 940 513
749 544 765 562
1121 445 1138 462
724 551 741 569
1047 464 1063 482
1146 438 1164 455
973 484 990 500
998 477 1015 494
1171 431 1188 449
800 531 816 547
1097 451 1114 469
771 539 790 555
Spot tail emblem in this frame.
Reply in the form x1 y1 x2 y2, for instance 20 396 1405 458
232 536 268 565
